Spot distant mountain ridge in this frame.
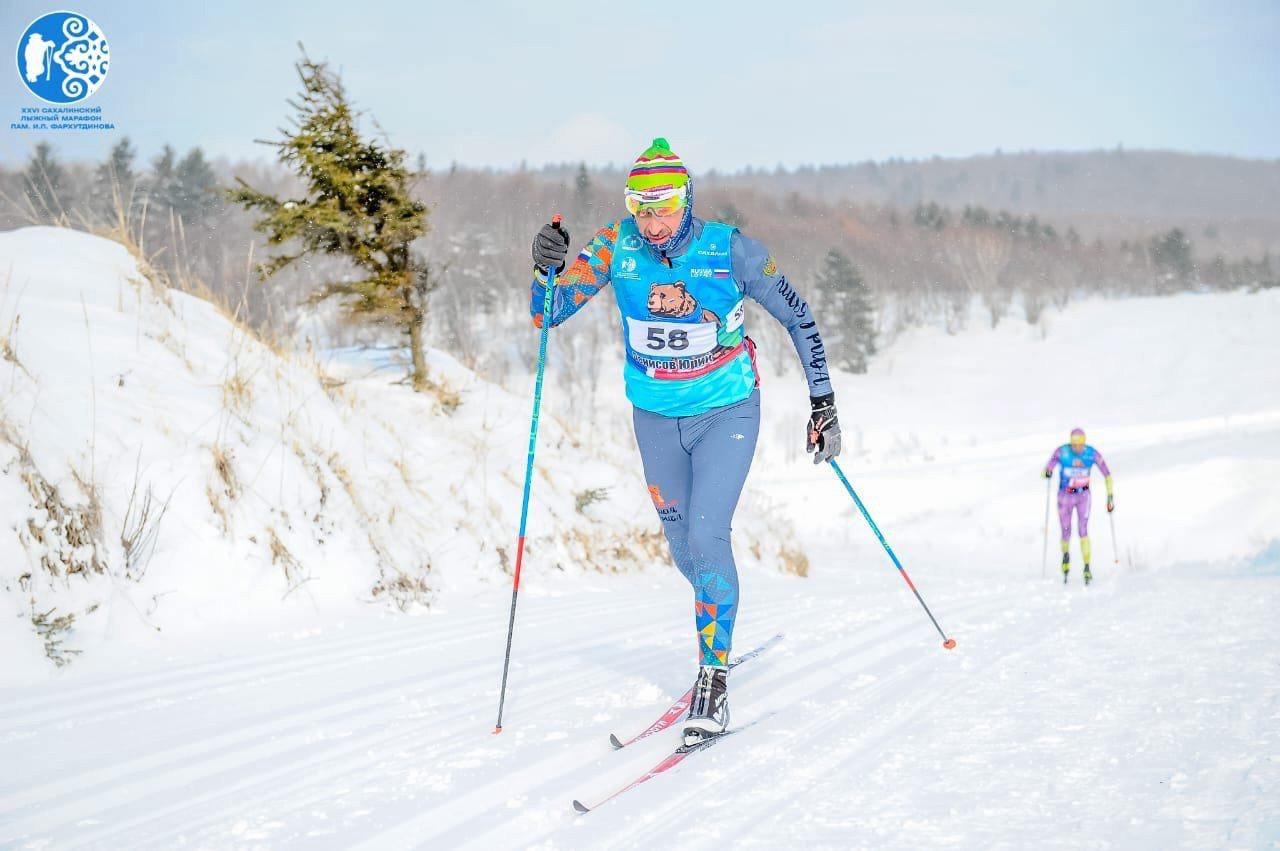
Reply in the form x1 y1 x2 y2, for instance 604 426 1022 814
718 149 1280 220
538 149 1280 257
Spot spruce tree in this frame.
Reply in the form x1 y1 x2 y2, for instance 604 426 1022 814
24 141 68 220
145 145 216 224
147 145 181 213
1149 228 1194 286
92 137 137 221
174 147 217 223
229 49 433 391
816 249 877 374
573 161 592 220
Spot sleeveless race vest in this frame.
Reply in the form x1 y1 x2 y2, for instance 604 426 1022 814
610 219 758 417
1056 444 1099 491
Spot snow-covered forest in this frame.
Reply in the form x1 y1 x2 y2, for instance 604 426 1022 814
5 141 1279 370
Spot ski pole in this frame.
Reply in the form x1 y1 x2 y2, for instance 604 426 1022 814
1042 476 1052 580
828 459 956 650
494 214 562 734
1108 509 1120 568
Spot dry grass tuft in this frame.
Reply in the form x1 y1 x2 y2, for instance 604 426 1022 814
8 446 109 579
371 570 432 611
393 453 415 490
1 312 33 380
210 443 239 500
120 456 172 580
84 190 301 363
422 374 461 414
574 487 609 514
1 416 111 667
267 526 305 587
779 544 810 578
32 608 80 667
207 443 239 534
220 365 255 419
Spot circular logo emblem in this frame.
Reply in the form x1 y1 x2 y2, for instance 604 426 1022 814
16 11 109 104
619 257 637 273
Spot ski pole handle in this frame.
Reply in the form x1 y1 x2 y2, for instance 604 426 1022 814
541 215 560 319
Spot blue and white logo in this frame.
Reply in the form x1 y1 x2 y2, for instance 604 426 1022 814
16 11 109 104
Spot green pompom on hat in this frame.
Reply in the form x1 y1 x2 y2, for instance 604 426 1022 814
626 137 690 194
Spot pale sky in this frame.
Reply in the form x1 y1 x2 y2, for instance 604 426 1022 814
3 0 1278 170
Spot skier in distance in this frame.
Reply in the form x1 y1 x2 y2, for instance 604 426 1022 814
1043 427 1114 585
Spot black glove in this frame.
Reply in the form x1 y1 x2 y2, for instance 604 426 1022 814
532 222 570 274
1043 469 1053 479
806 393 841 464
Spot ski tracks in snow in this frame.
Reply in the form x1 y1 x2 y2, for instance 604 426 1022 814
2 567 1278 849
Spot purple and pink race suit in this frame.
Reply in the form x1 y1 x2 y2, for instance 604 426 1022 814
1045 444 1111 540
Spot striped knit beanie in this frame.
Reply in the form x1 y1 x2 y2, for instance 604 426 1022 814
626 138 690 195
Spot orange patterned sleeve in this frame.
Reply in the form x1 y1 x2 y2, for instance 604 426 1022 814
531 220 620 328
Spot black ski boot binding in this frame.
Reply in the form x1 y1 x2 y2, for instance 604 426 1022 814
1062 552 1070 584
1083 563 1093 586
683 665 729 747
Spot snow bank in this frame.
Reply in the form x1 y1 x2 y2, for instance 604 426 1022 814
0 227 799 678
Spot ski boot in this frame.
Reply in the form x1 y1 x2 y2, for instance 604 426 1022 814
683 665 729 747
1061 552 1070 584
1083 564 1093 586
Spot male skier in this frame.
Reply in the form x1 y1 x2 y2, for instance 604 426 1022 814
528 138 840 743
1044 428 1114 585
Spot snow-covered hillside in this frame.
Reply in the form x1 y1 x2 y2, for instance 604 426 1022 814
1 229 1277 848
0 227 798 678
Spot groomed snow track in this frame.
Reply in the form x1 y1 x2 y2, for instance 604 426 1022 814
3 560 1276 849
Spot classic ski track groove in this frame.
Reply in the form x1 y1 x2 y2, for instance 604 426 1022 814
4 596 813 846
568 648 922 821
0 594 667 727
1 632 679 837
730 589 1131 844
54 624 804 848
450 597 1004 849
612 598 1077 847
304 592 998 849
2 588 998 848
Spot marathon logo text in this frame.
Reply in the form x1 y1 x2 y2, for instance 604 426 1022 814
11 105 115 131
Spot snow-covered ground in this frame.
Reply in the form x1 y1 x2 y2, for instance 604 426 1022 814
0 227 797 680
2 560 1276 848
1 226 1278 848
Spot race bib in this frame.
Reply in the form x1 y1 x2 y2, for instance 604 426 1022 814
626 317 718 357
723 301 745 333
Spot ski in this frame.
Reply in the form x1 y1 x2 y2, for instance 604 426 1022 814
574 718 766 814
608 632 783 750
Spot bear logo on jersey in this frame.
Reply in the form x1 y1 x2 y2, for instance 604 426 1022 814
647 281 719 325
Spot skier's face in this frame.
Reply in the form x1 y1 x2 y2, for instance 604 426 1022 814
635 208 683 244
